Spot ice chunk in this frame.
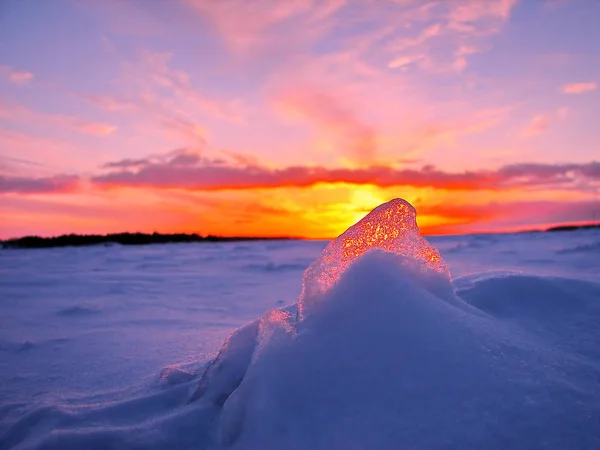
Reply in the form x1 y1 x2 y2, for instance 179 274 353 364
299 198 449 317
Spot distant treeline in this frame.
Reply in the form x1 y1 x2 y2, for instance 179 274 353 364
545 223 600 232
1 232 295 249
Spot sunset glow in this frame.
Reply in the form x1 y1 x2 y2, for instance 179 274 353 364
1 0 599 238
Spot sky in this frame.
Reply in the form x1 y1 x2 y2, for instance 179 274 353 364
0 0 599 239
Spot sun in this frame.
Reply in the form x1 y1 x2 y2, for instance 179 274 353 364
349 185 386 225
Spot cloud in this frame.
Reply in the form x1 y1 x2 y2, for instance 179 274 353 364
80 50 242 146
562 82 597 94
131 50 245 123
0 65 34 85
101 158 154 170
92 149 600 192
79 94 133 112
523 115 549 137
0 174 80 194
385 0 518 72
521 107 569 138
100 148 205 170
185 0 343 53
388 54 426 70
74 122 118 137
189 0 517 76
9 72 34 85
272 86 377 164
0 100 117 137
0 127 99 172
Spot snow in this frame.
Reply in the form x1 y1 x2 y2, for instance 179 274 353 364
1 202 600 449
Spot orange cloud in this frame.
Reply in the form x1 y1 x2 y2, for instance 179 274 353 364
562 82 597 94
91 150 600 193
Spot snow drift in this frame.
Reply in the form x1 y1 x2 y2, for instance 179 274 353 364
2 199 600 449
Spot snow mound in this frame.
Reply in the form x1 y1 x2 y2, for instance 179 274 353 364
198 251 600 449
299 198 448 318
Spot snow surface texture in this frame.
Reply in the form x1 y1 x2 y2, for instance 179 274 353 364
1 199 600 449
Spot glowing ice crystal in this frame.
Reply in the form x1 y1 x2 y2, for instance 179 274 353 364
298 198 449 317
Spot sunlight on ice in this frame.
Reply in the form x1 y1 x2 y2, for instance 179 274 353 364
299 198 449 317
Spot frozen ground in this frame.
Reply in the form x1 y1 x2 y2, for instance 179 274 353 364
1 209 600 448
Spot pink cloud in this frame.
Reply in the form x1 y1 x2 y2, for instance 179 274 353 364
79 94 134 112
272 86 377 164
449 0 517 24
73 122 118 137
107 50 246 123
9 71 34 85
80 50 244 148
562 82 597 94
0 65 34 85
134 51 242 123
522 107 570 138
384 0 517 72
0 128 100 172
189 0 517 75
523 115 549 137
388 54 426 69
186 0 343 53
0 100 117 137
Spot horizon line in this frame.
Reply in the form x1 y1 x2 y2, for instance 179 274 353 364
3 220 599 244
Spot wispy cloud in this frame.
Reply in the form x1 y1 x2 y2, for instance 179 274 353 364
384 0 518 72
562 82 597 94
0 65 34 85
185 0 343 53
79 94 133 112
523 115 549 137
0 100 117 137
80 50 243 146
0 128 99 172
272 86 377 164
73 122 117 137
521 107 569 138
189 0 517 75
9 72 34 85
